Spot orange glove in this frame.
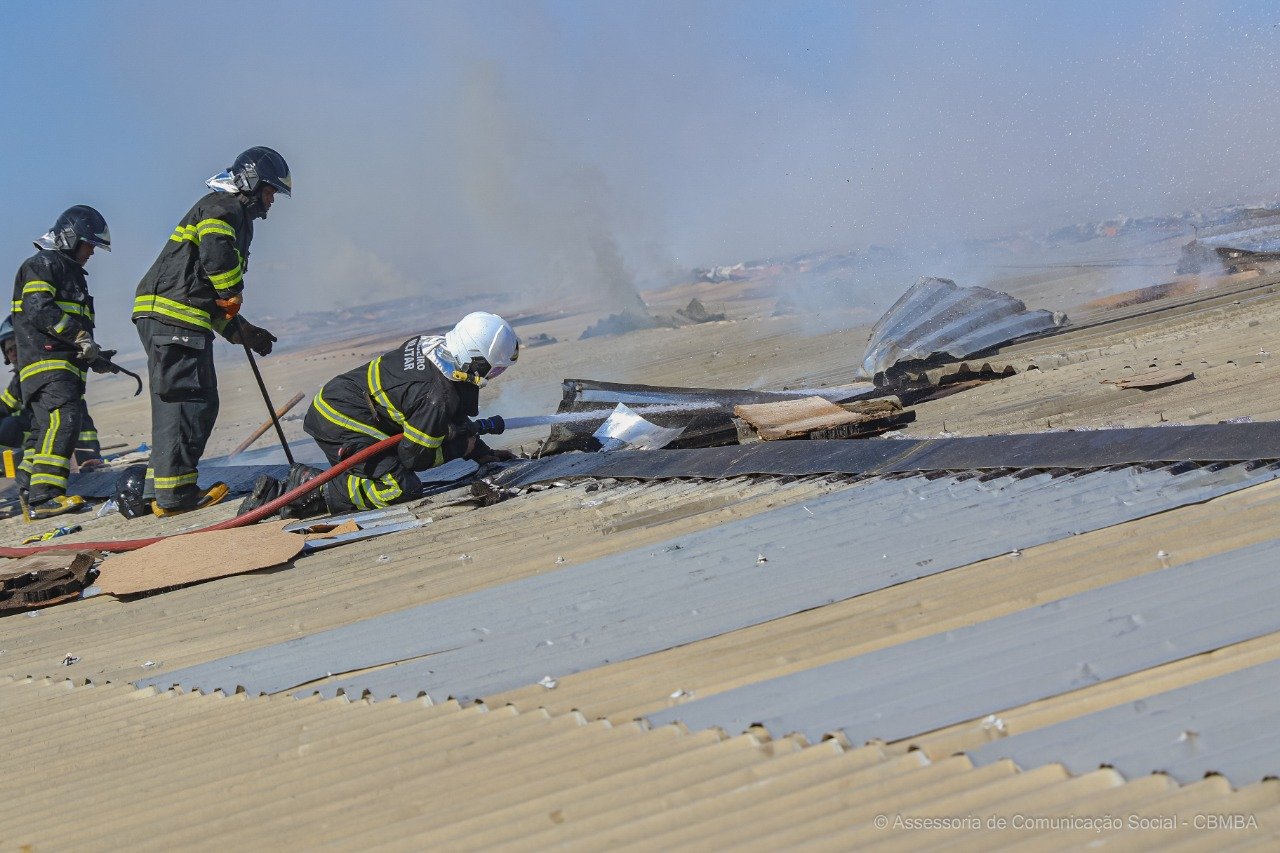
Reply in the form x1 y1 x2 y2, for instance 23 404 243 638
215 294 243 320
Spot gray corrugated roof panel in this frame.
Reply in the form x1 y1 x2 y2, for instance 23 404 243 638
484 421 1280 490
968 657 1280 785
858 277 1063 380
137 462 1279 703
644 538 1280 749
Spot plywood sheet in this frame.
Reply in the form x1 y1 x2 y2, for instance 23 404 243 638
95 521 303 596
733 397 870 439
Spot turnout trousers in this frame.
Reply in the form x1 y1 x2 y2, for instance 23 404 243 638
136 317 219 510
302 395 424 514
17 377 84 503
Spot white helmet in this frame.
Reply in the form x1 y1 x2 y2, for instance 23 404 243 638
444 312 520 381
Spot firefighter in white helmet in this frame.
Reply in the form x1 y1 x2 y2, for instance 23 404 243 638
238 312 519 518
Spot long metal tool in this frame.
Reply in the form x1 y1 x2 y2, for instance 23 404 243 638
238 329 294 465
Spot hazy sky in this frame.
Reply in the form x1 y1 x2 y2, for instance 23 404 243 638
3 1 1279 346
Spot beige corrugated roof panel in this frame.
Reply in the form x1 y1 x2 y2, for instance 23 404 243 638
3 677 1275 850
905 275 1280 436
0 475 850 684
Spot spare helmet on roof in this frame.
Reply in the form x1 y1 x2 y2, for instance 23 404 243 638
39 205 111 253
444 312 519 382
113 464 150 520
230 146 292 197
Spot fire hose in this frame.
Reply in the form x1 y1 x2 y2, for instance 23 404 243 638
0 434 404 558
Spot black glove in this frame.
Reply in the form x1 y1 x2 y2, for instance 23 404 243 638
89 349 118 374
230 319 277 356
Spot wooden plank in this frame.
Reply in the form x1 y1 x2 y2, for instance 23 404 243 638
732 396 870 440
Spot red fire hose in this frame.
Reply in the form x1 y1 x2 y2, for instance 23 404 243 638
0 435 404 558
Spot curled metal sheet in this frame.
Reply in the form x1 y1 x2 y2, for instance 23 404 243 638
859 277 1064 381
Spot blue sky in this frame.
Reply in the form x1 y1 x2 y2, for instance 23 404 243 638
3 1 1280 345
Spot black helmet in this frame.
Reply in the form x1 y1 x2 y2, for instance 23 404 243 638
230 146 292 197
45 205 111 253
114 464 150 520
0 314 14 366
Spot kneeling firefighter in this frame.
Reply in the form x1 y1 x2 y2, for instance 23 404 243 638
238 312 519 518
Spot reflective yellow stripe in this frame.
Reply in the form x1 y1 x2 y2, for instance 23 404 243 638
195 218 235 239
370 473 403 504
367 357 443 449
53 315 71 334
168 224 200 244
313 390 389 441
207 263 243 291
133 294 212 330
30 472 68 488
22 280 55 296
154 472 198 489
78 431 99 442
41 408 59 457
30 453 69 469
56 300 94 319
11 300 22 312
19 360 86 382
346 474 369 510
0 389 18 409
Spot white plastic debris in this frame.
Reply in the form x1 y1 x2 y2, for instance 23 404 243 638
593 403 685 452
62 654 79 666
756 553 768 565
141 660 158 668
670 689 692 700
97 498 120 518
554 556 566 565
458 554 473 563
1156 550 1169 558
376 555 391 564
538 675 558 689
981 714 1007 734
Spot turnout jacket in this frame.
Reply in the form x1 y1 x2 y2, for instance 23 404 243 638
132 191 253 334
11 249 94 395
310 336 484 471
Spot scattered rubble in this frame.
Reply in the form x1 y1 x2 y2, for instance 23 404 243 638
579 310 672 340
676 298 725 324
0 553 97 612
524 332 558 348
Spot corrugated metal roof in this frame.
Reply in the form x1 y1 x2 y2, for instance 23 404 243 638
968 656 1280 785
645 538 1280 763
140 462 1277 702
859 277 1063 380
3 676 1276 849
487 421 1280 490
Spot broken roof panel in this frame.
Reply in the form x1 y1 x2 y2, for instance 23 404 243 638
968 657 1280 785
138 461 1278 702
645 537 1280 758
485 420 1280 490
859 277 1064 380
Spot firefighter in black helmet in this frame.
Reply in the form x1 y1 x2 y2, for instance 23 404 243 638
133 147 290 517
0 313 104 464
11 206 117 520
